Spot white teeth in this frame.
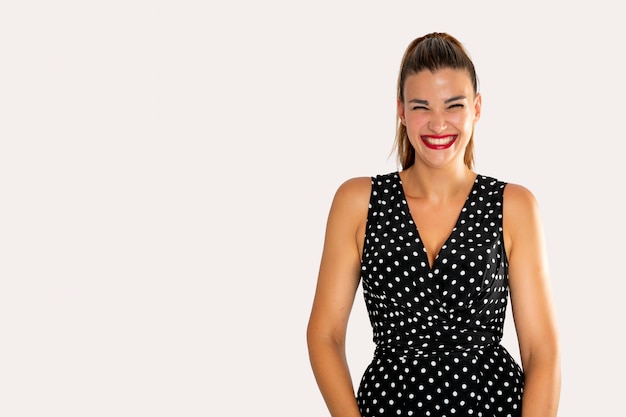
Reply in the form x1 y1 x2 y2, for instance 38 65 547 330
424 136 456 145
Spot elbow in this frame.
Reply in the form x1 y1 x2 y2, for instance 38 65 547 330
520 339 561 376
306 321 318 352
306 319 345 357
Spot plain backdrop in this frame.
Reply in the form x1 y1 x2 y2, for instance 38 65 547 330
1 1 624 416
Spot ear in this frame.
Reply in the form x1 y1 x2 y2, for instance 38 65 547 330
397 99 406 126
473 93 482 122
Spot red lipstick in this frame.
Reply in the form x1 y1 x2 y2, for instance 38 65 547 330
420 135 458 150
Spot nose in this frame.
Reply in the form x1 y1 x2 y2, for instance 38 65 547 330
428 112 448 133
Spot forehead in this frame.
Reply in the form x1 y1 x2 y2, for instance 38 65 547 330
403 68 474 97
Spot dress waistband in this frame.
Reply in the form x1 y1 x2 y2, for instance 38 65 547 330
374 341 500 360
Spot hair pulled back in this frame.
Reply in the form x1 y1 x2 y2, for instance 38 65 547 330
394 33 479 170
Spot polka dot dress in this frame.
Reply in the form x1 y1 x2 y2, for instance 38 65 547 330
356 172 524 417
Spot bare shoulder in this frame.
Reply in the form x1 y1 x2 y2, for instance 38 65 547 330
330 176 372 215
323 176 372 247
503 182 544 251
503 182 541 218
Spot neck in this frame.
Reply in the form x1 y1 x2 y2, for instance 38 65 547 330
400 164 476 201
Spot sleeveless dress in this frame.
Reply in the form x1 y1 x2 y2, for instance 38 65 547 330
356 172 524 417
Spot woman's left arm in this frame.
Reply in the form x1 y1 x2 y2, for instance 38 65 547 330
504 184 561 417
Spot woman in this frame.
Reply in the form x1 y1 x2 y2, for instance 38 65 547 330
306 32 561 417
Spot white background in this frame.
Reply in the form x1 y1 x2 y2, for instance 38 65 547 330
1 1 624 416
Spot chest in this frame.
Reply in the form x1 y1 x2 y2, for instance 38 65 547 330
406 196 468 267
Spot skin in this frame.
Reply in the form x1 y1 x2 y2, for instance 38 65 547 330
307 68 561 417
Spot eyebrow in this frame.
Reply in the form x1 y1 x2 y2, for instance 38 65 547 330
408 95 467 105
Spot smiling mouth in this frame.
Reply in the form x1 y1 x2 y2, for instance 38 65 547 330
421 135 458 150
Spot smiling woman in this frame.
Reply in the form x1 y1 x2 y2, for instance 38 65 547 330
398 68 480 173
306 32 561 417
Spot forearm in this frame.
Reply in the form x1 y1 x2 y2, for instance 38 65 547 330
521 353 561 417
308 337 362 417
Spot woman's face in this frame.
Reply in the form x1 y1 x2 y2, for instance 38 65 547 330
398 68 481 169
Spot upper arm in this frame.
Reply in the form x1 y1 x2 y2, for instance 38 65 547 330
307 177 372 344
503 184 559 364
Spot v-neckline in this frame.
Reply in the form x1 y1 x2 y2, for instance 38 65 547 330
395 172 479 271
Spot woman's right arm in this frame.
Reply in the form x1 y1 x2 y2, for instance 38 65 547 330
306 177 371 417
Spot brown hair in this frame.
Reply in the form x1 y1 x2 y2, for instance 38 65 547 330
394 33 480 170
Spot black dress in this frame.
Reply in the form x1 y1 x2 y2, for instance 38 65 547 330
356 172 524 417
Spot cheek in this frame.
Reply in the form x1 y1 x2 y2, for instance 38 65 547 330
406 114 428 129
451 113 475 130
